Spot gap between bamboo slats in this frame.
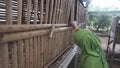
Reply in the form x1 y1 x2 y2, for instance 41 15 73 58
0 24 68 33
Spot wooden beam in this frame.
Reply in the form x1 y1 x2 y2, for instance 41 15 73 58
0 27 71 43
0 24 68 33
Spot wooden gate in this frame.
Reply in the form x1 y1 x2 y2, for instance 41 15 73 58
0 0 86 68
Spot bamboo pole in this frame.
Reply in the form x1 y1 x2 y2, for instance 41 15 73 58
6 0 12 24
34 0 38 24
18 40 24 68
27 0 31 24
33 37 38 68
0 24 68 33
0 43 9 68
41 36 44 68
25 39 30 68
40 0 44 24
45 0 50 24
49 0 54 24
12 42 18 68
37 36 41 68
17 0 23 24
29 38 33 68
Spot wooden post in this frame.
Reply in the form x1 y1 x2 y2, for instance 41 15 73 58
45 0 50 24
6 0 12 24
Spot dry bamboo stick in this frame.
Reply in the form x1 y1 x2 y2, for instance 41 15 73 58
27 0 31 24
0 24 68 33
0 27 71 43
17 40 24 68
0 43 9 68
34 0 38 24
44 45 71 68
33 37 38 68
25 39 30 68
17 0 23 24
12 42 18 68
6 0 12 24
40 0 44 24
45 0 50 24
29 38 33 68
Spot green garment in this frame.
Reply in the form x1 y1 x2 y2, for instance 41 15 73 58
74 29 108 68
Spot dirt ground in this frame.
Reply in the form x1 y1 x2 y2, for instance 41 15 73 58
99 36 120 68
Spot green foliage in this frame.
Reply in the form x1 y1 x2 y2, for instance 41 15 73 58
88 14 111 31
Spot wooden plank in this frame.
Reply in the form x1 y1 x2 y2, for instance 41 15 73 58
12 42 18 68
6 0 12 24
29 38 33 68
18 40 24 68
48 0 54 24
33 37 38 68
40 0 44 24
34 0 38 24
45 0 50 24
17 0 23 24
0 24 68 33
27 0 31 24
25 39 30 68
0 27 71 43
0 43 9 68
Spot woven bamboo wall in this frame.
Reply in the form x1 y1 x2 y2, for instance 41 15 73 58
0 0 85 68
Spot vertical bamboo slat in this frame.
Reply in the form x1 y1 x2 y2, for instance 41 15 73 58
25 39 30 68
27 0 31 24
49 0 54 24
6 0 12 24
41 36 44 67
45 0 50 24
18 40 24 68
29 38 33 68
12 42 18 68
0 43 9 68
17 0 23 24
40 0 44 24
34 0 38 24
33 37 38 68
37 37 41 68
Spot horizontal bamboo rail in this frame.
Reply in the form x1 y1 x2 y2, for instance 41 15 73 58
0 24 68 33
0 27 71 43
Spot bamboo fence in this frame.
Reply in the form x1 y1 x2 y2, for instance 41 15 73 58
0 0 85 68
